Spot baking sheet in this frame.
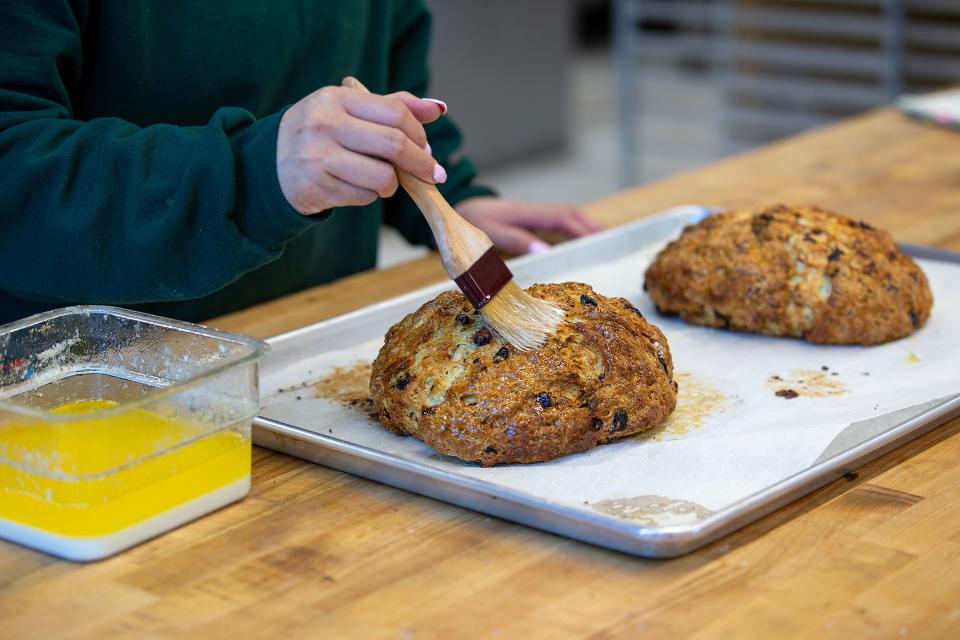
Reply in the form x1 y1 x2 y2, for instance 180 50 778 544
899 87 960 130
254 206 960 557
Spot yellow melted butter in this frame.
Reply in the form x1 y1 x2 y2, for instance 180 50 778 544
0 399 250 536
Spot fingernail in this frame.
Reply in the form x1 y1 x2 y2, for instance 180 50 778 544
424 141 432 155
424 98 447 114
433 164 447 184
527 240 550 254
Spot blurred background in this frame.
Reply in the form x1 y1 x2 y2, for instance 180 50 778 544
379 0 960 265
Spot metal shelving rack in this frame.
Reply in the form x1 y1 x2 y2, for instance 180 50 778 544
614 0 960 186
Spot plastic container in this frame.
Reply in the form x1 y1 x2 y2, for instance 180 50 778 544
0 306 268 561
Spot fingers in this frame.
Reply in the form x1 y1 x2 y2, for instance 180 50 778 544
340 90 430 148
503 202 605 238
333 118 443 184
277 85 450 215
294 170 378 212
455 197 605 254
321 172 379 208
552 207 598 237
326 150 399 198
575 209 606 233
482 223 547 256
388 91 447 124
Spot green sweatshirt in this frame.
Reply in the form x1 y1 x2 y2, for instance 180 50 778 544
0 1 493 324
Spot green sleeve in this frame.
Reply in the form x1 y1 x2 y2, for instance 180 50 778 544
382 0 497 248
0 2 316 305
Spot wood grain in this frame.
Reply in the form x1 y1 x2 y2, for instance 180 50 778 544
3 108 960 639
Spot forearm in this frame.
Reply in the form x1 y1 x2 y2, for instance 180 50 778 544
0 109 314 304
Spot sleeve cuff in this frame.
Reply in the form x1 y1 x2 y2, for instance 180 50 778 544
232 108 328 249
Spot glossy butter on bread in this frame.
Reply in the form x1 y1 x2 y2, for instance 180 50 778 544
643 204 933 345
370 283 677 466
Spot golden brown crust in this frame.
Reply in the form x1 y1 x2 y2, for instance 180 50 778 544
370 283 678 466
644 204 933 345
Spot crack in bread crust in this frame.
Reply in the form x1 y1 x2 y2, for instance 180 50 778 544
370 283 678 466
643 204 933 345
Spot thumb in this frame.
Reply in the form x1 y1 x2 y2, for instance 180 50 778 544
483 223 551 256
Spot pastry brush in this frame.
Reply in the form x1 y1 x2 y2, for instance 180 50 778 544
342 77 564 350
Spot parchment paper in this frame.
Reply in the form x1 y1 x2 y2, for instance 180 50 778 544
261 246 960 526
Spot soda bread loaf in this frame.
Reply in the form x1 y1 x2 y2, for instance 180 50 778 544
644 204 933 345
370 283 677 465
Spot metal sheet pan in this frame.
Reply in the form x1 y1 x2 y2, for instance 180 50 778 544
253 206 960 558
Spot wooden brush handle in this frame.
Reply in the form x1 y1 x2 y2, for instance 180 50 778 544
341 76 493 277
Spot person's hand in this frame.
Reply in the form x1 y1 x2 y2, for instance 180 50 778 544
455 196 604 255
277 86 448 215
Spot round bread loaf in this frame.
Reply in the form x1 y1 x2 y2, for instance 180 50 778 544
370 282 678 466
644 204 932 345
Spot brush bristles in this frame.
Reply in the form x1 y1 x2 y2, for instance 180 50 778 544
479 281 565 351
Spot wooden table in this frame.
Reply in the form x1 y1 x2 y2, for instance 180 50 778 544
3 108 960 639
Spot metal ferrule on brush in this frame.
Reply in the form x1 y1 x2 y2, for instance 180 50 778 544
453 247 513 308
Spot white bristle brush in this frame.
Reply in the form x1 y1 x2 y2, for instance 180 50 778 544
342 77 564 350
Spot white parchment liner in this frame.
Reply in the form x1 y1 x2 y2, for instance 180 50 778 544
262 246 960 525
